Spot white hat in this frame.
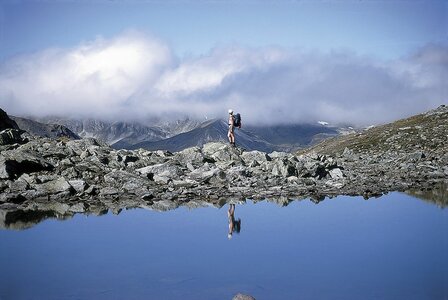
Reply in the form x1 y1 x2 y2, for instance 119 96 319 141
228 109 233 114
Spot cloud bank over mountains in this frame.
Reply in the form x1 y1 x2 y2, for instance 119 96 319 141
0 31 446 126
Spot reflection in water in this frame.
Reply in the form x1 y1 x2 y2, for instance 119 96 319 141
0 209 71 230
227 204 241 239
1 182 447 230
1 192 446 300
405 181 448 208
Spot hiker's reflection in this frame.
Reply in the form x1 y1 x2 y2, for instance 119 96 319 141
228 204 241 239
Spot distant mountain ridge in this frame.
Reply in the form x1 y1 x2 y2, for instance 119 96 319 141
35 117 202 146
128 119 279 152
24 115 345 152
10 116 80 140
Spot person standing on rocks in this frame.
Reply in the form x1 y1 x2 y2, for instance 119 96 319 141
228 109 236 147
228 203 241 239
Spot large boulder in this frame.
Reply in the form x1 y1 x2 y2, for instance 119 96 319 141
173 146 205 167
65 138 110 155
202 142 243 163
241 150 271 166
187 163 226 184
34 177 74 194
0 152 54 179
137 162 183 177
271 158 297 177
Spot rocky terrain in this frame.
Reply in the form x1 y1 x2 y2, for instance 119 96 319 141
0 106 447 229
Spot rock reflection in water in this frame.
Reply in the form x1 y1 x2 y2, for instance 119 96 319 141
405 181 448 208
2 184 446 230
0 209 69 230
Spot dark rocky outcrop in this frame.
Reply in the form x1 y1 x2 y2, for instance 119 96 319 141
0 108 19 131
0 129 26 146
0 106 447 230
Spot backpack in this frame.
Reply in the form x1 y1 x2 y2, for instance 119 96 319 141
233 113 241 127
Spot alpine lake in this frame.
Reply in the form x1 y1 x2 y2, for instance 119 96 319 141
1 185 447 300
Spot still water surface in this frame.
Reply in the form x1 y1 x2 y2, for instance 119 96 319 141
0 192 447 300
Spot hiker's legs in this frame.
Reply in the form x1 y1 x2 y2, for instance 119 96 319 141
229 204 235 215
228 127 235 144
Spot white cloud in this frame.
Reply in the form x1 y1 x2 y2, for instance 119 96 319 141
0 32 446 126
0 31 173 119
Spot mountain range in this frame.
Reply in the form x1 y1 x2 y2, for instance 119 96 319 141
10 116 80 140
8 113 344 152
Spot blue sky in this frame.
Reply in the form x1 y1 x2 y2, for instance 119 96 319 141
1 1 446 60
0 0 446 125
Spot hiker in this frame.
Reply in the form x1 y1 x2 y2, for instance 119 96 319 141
228 109 235 146
227 109 241 147
227 203 241 239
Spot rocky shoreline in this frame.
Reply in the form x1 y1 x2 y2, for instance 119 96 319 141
1 106 447 229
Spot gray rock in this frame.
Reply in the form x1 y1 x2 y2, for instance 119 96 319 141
188 165 226 183
34 177 74 194
325 180 345 189
99 187 119 196
68 180 88 193
174 146 204 166
271 159 297 177
0 152 53 179
203 142 242 163
0 193 26 204
0 180 8 192
241 150 271 165
329 168 344 179
269 151 292 160
85 185 98 195
155 175 173 184
232 293 256 300
8 179 30 193
136 162 183 178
